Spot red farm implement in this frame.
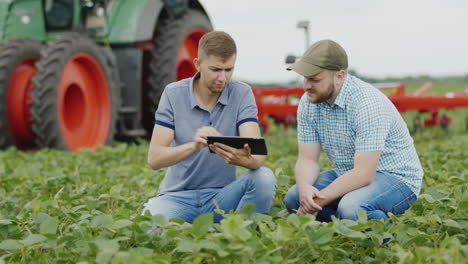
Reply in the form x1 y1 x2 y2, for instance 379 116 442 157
253 87 304 133
253 82 468 134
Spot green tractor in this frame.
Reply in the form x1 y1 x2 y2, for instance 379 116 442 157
0 0 213 151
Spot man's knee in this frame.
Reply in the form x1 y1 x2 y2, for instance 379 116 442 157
142 198 171 219
246 167 276 193
142 196 194 223
336 198 365 221
283 185 300 212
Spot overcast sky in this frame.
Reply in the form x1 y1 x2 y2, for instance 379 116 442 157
199 0 468 83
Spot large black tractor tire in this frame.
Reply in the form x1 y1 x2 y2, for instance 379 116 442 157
31 34 120 151
144 9 212 131
0 38 42 150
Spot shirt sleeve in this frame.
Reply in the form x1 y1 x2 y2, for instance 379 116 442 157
154 89 175 130
236 87 258 127
297 95 320 143
354 99 391 152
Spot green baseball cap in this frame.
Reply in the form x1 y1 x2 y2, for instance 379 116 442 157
287 39 348 77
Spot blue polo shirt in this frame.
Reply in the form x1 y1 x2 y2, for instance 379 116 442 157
154 73 258 195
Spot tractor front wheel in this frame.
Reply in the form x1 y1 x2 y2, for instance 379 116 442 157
0 38 42 150
31 34 119 151
145 9 212 131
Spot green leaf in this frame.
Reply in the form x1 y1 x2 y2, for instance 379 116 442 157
198 240 220 251
278 175 290 187
333 221 352 234
369 232 383 245
459 200 468 210
177 240 197 252
357 211 368 223
166 229 180 238
35 212 49 223
54 186 64 200
428 214 442 223
221 215 252 241
258 222 271 233
419 193 436 203
252 213 274 225
40 216 59 235
95 238 119 253
0 239 21 251
192 213 213 238
112 219 133 229
0 220 12 225
91 215 114 228
96 252 113 264
286 213 300 227
440 236 461 249
344 230 367 239
99 194 111 199
236 229 251 242
20 234 47 246
447 176 465 184
169 217 185 224
114 236 130 242
413 216 429 224
274 167 283 176
110 184 123 196
443 219 461 229
312 227 334 245
212 199 225 216
144 254 171 264
132 247 154 255
152 214 167 226
241 203 256 215
270 222 294 241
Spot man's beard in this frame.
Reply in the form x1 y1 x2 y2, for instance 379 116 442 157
308 83 335 104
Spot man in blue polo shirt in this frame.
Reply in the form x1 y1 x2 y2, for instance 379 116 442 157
143 31 276 223
283 39 423 222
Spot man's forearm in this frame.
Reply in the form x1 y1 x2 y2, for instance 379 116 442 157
317 168 372 207
295 158 320 186
147 142 198 170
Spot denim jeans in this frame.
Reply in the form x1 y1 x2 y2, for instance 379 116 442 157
283 170 417 222
143 167 276 223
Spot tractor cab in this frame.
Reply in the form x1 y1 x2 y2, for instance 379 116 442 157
44 0 109 36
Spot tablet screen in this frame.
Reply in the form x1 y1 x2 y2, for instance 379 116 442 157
207 136 268 155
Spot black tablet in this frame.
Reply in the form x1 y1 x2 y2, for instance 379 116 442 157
207 136 268 155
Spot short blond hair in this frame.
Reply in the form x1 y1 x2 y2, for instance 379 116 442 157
198 31 237 60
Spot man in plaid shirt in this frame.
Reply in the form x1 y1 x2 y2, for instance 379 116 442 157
283 40 423 222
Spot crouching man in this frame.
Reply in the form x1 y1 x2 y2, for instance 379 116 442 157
283 39 423 222
143 31 276 223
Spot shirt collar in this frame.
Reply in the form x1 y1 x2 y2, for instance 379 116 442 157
332 74 352 109
189 72 230 109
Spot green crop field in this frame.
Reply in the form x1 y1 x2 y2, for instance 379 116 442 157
0 104 467 263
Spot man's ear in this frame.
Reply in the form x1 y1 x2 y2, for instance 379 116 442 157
336 70 346 81
194 57 201 72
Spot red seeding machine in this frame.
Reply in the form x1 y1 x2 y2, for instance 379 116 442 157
252 82 468 134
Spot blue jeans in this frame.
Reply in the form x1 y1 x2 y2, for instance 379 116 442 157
283 170 416 222
143 167 276 223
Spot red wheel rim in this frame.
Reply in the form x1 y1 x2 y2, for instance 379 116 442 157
176 28 208 80
58 53 111 151
7 58 37 150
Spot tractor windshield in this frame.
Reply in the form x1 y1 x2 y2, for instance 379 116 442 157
44 0 73 30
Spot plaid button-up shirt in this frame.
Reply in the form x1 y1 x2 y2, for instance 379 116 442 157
297 74 423 195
